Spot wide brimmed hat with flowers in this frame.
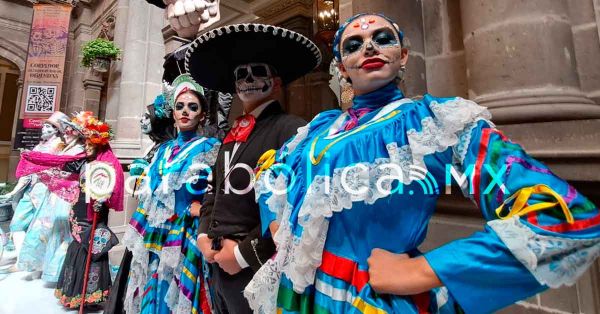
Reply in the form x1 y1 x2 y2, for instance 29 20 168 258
184 23 322 93
45 111 70 132
71 111 113 146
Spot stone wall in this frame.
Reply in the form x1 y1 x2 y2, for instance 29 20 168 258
336 0 600 313
0 1 33 182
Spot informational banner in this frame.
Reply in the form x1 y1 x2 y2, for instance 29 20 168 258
14 3 72 150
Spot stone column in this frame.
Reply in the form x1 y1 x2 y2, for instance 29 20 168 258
64 24 93 114
567 0 600 104
459 0 600 123
352 0 427 97
102 0 165 254
107 0 165 160
82 71 104 114
7 77 24 181
423 0 468 98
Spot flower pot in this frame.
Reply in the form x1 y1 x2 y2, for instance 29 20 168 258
92 57 111 72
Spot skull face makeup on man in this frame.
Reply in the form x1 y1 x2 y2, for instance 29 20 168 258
234 63 276 105
41 122 58 141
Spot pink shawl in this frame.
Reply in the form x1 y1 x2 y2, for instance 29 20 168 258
16 150 85 178
16 151 85 204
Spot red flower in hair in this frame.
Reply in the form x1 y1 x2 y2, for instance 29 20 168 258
71 111 113 146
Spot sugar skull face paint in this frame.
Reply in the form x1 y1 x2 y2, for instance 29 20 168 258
140 109 152 135
41 122 58 141
173 90 203 132
234 63 275 104
341 27 400 60
338 15 408 95
352 17 376 30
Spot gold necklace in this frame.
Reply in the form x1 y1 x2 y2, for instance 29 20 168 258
309 110 401 165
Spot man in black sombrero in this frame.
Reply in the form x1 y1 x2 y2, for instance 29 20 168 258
186 23 321 313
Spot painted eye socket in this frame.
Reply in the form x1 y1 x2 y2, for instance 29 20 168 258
250 65 269 78
342 37 363 55
188 103 199 112
373 30 398 46
175 102 200 112
235 67 249 80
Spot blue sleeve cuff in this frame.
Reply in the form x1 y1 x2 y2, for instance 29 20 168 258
424 225 547 313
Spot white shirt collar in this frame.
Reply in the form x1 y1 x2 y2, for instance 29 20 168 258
245 99 275 118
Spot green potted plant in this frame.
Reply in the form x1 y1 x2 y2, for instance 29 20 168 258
81 38 122 72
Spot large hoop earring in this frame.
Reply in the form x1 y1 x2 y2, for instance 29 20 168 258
397 64 407 82
340 77 354 104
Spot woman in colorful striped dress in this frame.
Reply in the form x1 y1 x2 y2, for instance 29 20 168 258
122 74 220 314
244 13 600 313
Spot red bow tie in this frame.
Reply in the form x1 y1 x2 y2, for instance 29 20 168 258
223 114 256 144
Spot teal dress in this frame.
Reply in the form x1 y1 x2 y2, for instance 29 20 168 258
16 178 74 282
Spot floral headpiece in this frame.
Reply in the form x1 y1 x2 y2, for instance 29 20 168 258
162 74 205 109
152 94 170 119
71 111 113 146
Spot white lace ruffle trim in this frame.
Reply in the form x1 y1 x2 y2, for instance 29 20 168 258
245 97 491 313
489 216 600 288
123 225 195 314
122 226 148 314
140 143 219 227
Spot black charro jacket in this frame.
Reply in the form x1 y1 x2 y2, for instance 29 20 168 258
199 101 305 272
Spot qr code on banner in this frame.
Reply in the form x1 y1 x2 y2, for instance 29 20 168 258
25 85 57 113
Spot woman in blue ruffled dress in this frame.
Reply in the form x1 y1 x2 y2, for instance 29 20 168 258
122 74 219 314
245 13 600 314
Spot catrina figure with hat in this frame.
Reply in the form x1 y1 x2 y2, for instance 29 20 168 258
246 13 600 314
54 112 124 310
185 22 320 313
35 111 69 153
121 74 220 314
0 111 82 280
103 92 176 314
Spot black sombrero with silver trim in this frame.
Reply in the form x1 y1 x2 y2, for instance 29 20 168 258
185 23 322 93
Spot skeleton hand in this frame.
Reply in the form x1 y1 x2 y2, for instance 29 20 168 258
164 0 221 39
93 200 104 212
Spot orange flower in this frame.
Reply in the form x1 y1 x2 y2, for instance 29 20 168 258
71 111 113 146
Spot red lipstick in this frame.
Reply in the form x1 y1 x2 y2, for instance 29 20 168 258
361 57 387 70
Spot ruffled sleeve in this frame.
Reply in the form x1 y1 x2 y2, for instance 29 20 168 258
423 97 600 313
141 137 220 227
255 112 333 237
185 138 221 203
255 126 309 237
